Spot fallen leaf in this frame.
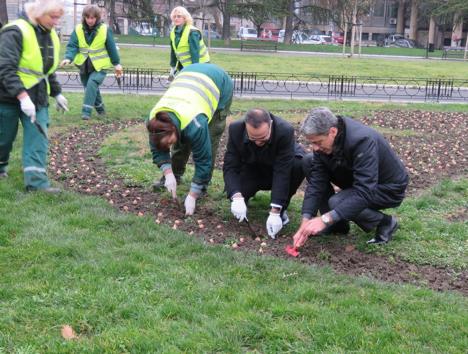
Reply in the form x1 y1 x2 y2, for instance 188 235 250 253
61 325 77 340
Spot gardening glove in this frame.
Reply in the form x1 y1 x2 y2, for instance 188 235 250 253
60 59 71 67
184 194 196 215
168 67 176 82
114 64 123 78
54 94 69 113
19 95 36 123
164 172 177 198
231 196 247 222
266 212 283 239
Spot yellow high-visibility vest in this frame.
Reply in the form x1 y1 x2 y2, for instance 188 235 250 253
4 19 60 93
150 71 220 129
74 23 113 71
170 25 210 67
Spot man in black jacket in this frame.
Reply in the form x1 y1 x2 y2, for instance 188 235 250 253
223 108 305 239
293 107 409 247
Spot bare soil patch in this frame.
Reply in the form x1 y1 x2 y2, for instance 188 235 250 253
50 110 467 294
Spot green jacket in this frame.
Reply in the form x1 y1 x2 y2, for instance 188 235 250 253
150 63 233 186
64 22 120 74
0 15 61 107
169 25 201 70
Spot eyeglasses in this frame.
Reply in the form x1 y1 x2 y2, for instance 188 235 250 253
246 120 272 143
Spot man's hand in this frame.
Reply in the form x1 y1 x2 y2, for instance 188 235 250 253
266 212 283 239
19 95 36 123
231 196 247 222
184 193 197 215
114 64 123 78
54 94 69 112
302 216 327 236
164 172 177 198
293 228 308 249
60 59 71 67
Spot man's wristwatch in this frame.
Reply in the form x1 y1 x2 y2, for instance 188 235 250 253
321 213 332 226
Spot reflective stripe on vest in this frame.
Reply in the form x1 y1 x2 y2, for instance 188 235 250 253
4 19 60 93
150 71 220 130
74 24 113 71
170 25 210 67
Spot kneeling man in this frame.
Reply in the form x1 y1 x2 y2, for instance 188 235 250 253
294 107 409 248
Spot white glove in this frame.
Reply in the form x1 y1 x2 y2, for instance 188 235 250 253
184 194 196 215
60 59 71 67
54 94 69 112
231 196 247 222
164 172 177 197
266 212 283 239
19 95 36 123
169 67 176 76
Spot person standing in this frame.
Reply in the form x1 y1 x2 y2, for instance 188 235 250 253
223 108 306 239
61 4 122 120
293 107 409 248
168 6 210 80
147 63 232 216
0 0 68 192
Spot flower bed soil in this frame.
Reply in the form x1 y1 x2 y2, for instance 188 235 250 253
50 110 467 294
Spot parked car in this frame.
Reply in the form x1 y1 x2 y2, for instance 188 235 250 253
332 33 344 44
392 38 417 48
203 30 222 39
238 27 257 40
306 34 332 45
377 33 405 47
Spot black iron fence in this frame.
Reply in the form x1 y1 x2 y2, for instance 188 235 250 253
57 68 468 102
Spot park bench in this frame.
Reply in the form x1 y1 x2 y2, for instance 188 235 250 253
442 46 466 60
240 39 278 52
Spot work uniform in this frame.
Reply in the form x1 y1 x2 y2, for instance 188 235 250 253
64 21 120 118
302 116 409 232
149 63 232 194
0 17 61 189
223 114 305 214
170 24 209 71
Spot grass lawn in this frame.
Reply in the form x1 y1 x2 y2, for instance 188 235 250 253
0 93 467 352
59 45 468 79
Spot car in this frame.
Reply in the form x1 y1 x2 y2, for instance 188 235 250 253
238 27 257 40
303 34 332 45
383 33 405 46
332 33 344 45
392 38 417 48
203 30 222 39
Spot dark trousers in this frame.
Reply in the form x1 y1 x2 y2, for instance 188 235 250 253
327 184 407 232
80 70 106 117
237 157 305 212
171 99 232 180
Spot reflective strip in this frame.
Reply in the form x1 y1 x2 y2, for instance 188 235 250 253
178 73 220 101
0 160 8 164
177 50 191 57
18 67 44 77
179 57 192 64
199 48 208 57
170 82 215 115
83 104 93 108
24 166 46 173
91 54 110 61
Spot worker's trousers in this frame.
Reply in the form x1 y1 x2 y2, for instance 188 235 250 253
80 70 107 117
0 103 51 189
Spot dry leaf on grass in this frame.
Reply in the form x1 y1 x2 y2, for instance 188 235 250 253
61 325 77 340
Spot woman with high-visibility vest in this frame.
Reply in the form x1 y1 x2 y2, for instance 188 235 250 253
146 63 233 216
168 6 210 80
0 0 68 193
61 4 122 120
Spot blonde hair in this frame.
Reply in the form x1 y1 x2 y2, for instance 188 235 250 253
24 0 64 24
170 6 193 26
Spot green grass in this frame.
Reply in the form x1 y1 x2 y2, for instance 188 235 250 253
114 34 446 58
0 94 467 352
59 44 468 79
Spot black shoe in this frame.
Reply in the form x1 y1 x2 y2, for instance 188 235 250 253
152 175 181 192
367 215 398 244
27 186 62 194
324 220 350 235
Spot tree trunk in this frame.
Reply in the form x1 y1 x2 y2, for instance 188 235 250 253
409 0 418 41
222 1 231 45
396 0 405 35
0 0 8 25
284 0 294 45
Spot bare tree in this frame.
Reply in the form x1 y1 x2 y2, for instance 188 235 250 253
0 0 8 25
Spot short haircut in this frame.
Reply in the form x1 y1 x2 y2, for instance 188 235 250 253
300 107 338 135
82 5 101 22
146 112 178 150
170 6 193 26
244 108 271 128
24 0 64 23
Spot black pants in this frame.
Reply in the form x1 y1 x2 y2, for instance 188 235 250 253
237 157 305 211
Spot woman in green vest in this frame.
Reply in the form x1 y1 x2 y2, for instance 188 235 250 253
168 6 210 80
61 5 122 120
0 0 68 192
146 63 233 216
